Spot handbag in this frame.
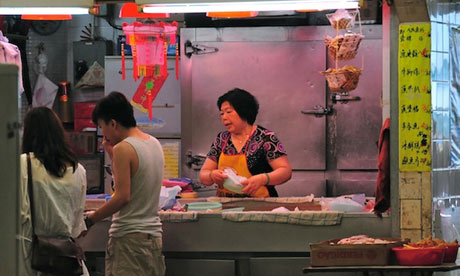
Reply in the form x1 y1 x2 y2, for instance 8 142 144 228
27 153 85 276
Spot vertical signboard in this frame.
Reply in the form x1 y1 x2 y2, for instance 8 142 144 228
399 23 431 171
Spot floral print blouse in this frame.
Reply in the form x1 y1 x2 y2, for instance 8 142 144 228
207 125 287 196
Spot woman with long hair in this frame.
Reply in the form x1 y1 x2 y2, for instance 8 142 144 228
18 107 89 276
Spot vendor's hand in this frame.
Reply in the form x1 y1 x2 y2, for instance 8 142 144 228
210 169 227 188
78 230 88 238
241 174 266 196
84 211 95 231
102 136 114 159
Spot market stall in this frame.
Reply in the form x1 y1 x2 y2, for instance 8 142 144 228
79 197 392 276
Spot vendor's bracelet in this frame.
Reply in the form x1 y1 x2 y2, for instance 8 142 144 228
264 173 270 185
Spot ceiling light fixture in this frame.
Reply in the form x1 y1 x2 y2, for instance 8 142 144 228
0 7 89 15
206 11 258 18
21 14 73 20
296 9 322 12
140 0 359 13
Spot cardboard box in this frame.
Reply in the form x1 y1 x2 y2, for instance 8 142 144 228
66 131 97 155
74 118 97 132
74 102 97 119
309 238 405 267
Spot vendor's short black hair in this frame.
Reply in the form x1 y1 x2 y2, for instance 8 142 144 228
217 88 259 125
92 91 136 128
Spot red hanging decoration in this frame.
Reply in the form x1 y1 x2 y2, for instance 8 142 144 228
122 21 177 79
147 86 152 120
119 3 170 19
121 42 126 80
131 74 169 120
163 40 168 77
175 41 179 80
122 21 178 120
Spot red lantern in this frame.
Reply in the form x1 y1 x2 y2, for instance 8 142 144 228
119 3 169 18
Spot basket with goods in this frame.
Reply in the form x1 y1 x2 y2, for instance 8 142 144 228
309 235 407 267
326 9 358 30
392 237 459 265
325 33 364 61
322 65 361 93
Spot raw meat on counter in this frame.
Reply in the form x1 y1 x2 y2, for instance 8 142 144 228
337 235 396 245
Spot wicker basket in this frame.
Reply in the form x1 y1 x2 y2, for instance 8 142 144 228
325 33 364 61
322 66 361 92
326 10 358 30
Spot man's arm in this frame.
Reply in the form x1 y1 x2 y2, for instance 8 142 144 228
88 142 133 224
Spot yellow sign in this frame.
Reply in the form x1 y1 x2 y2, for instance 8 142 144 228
398 23 431 171
161 141 180 179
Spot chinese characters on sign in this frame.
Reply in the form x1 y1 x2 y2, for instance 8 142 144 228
399 23 431 171
162 141 180 179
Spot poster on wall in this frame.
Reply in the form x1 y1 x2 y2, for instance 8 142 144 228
398 23 432 171
160 139 180 179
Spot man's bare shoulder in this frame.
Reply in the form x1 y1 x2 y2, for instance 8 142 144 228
113 140 137 157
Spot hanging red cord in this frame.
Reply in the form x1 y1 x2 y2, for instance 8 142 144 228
121 42 126 80
147 80 153 120
175 41 179 80
163 40 168 77
132 42 138 82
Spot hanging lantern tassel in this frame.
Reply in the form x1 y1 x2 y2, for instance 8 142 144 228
163 40 168 77
175 41 179 80
146 81 154 120
131 35 138 82
121 42 126 80
132 44 138 81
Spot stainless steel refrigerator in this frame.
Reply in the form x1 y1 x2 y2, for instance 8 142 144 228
104 56 182 192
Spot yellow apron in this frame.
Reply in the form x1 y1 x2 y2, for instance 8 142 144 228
217 136 269 198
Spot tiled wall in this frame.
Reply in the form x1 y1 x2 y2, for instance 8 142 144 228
399 172 432 241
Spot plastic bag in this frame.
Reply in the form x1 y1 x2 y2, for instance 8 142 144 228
348 193 366 206
326 9 358 30
159 186 181 210
32 74 58 108
222 168 246 194
328 196 364 212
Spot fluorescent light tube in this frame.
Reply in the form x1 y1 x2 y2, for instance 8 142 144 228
0 7 89 15
143 1 359 13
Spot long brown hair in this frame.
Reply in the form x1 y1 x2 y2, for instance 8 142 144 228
22 107 77 177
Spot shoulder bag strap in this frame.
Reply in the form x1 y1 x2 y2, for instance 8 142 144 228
26 153 36 235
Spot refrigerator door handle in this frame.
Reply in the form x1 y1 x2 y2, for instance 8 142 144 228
184 40 219 58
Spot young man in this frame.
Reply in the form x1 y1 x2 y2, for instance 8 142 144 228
86 91 165 276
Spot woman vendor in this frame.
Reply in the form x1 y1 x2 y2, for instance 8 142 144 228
199 88 292 197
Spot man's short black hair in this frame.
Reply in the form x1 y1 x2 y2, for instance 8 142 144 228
92 91 137 128
217 88 259 125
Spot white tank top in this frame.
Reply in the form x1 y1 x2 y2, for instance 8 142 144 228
109 136 164 237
